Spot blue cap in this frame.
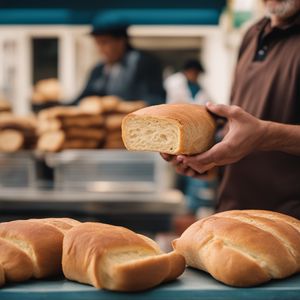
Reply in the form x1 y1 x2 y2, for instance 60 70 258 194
91 12 129 37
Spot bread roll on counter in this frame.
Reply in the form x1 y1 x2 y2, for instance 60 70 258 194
122 103 216 155
62 222 185 292
173 210 300 287
0 218 80 286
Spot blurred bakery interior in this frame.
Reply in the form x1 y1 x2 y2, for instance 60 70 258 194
0 0 264 246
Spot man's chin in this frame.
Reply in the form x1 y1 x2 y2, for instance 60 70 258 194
265 0 298 19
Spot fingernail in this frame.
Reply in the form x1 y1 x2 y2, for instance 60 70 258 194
177 156 184 162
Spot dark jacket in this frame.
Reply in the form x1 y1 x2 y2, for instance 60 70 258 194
72 49 166 106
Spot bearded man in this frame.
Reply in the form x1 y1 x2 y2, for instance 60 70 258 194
162 0 300 218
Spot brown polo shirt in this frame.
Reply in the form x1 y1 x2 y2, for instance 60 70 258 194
217 13 300 218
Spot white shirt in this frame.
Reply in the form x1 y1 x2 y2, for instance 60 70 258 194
164 72 209 105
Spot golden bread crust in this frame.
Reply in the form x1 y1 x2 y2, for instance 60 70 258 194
173 210 300 287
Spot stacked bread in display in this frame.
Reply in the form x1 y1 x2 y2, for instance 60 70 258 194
37 106 106 152
0 115 38 152
32 78 62 106
0 218 80 286
173 210 300 287
0 99 11 115
80 96 146 149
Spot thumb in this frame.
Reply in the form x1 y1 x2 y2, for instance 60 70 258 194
206 102 232 119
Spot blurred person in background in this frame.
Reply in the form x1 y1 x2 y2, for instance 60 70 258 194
71 24 165 106
165 59 215 226
162 0 300 219
164 59 209 105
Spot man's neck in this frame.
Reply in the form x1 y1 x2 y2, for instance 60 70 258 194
270 15 281 27
270 11 299 28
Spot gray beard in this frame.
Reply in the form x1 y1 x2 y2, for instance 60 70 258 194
265 0 297 18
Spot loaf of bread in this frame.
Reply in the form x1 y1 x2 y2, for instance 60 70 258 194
33 78 62 103
173 210 300 287
63 128 106 140
122 103 216 155
0 129 24 152
0 218 80 286
80 96 122 114
105 114 126 131
115 100 146 114
37 130 101 152
0 99 11 113
62 222 185 292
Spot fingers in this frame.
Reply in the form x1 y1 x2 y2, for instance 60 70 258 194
160 153 174 162
179 142 233 173
206 102 242 120
161 152 214 178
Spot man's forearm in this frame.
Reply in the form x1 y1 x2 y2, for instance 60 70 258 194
259 121 300 155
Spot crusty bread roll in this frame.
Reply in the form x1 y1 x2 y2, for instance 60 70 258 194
173 210 300 287
37 130 65 152
105 114 126 131
38 106 89 120
62 139 100 150
37 130 101 152
38 117 104 134
79 96 104 114
64 128 106 141
61 115 104 128
0 129 24 152
34 78 62 102
0 115 36 132
80 96 122 114
62 222 185 292
0 218 80 285
0 98 11 113
122 104 216 155
115 100 146 114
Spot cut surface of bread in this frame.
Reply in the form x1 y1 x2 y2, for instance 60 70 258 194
122 103 216 155
62 222 185 292
173 210 300 287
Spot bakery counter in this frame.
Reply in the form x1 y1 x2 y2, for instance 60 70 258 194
0 188 185 233
1 268 300 300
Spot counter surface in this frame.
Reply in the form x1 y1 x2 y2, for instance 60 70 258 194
0 188 184 214
1 268 300 300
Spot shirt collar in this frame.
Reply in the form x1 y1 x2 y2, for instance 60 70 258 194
256 11 300 32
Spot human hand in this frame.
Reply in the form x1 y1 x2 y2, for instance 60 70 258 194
160 153 212 179
175 102 268 174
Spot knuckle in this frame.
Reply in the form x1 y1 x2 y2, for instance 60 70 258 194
230 105 242 118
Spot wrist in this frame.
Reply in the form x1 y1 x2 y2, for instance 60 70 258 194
257 120 272 151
